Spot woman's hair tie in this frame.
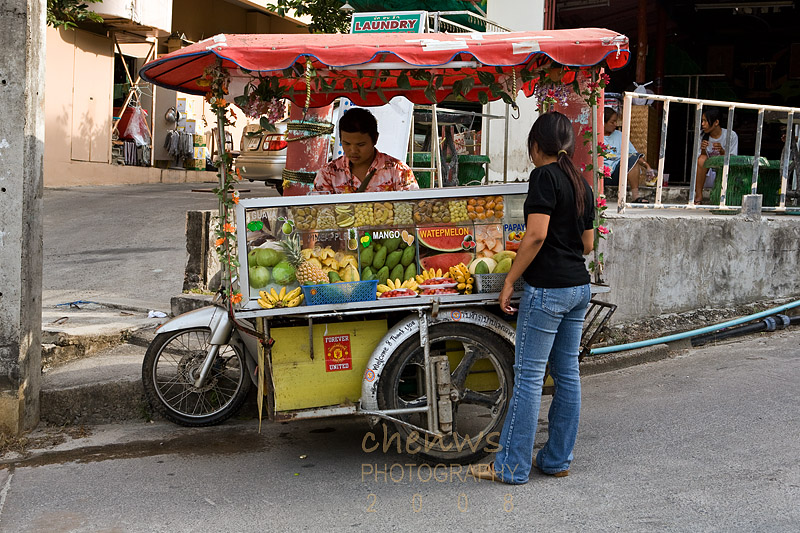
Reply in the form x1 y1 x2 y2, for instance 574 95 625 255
558 149 567 156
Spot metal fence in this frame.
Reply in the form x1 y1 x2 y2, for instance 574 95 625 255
617 91 800 214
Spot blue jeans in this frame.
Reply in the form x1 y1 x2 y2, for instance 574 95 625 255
493 283 591 484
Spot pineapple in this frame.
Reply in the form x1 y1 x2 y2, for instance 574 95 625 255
282 234 328 285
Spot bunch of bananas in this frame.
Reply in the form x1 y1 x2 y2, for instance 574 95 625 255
377 278 419 296
449 263 474 294
414 268 451 285
258 287 304 309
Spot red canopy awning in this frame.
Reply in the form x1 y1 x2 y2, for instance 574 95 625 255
140 29 629 107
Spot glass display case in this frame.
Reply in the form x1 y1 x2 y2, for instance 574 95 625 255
235 183 528 313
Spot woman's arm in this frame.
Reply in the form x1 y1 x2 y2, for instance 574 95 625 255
498 213 549 314
581 229 594 255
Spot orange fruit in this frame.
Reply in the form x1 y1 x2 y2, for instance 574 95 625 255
486 209 495 218
475 205 484 213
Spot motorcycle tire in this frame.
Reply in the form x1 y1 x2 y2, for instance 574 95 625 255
142 327 251 427
377 323 514 465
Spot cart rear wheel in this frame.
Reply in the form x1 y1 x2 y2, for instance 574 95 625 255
142 328 251 427
377 323 514 464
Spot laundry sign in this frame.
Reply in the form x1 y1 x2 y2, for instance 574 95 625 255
350 11 426 34
324 334 352 372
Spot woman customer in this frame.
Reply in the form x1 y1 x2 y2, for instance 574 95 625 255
470 111 595 484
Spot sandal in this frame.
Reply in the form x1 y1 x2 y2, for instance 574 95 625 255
632 197 649 204
469 462 500 482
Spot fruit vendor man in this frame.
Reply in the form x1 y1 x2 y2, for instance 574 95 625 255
313 108 419 194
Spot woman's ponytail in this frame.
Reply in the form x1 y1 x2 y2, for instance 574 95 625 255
528 112 588 217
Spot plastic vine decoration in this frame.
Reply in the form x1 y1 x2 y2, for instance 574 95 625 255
199 63 243 305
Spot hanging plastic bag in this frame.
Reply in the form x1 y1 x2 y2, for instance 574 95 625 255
123 106 151 146
632 81 654 106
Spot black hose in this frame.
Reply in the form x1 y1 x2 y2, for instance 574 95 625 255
691 313 797 347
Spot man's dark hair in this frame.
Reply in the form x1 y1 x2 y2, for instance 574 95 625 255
339 108 379 143
603 106 618 124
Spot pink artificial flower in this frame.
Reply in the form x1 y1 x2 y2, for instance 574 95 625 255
587 81 599 91
600 73 611 85
597 197 607 208
580 163 587 172
603 165 612 178
597 142 607 151
598 226 610 235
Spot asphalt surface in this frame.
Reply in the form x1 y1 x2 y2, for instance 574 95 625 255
43 182 278 312
3 329 798 531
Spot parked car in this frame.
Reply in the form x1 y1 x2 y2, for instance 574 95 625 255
235 122 288 194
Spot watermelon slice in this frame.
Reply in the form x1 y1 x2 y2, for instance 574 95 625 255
419 252 473 273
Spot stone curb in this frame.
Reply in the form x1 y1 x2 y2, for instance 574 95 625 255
580 343 673 376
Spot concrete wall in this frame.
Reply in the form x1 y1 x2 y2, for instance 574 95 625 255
0 0 45 433
484 1 544 183
602 214 800 322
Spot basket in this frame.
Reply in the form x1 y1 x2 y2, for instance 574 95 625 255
301 280 378 306
410 153 490 187
474 273 525 294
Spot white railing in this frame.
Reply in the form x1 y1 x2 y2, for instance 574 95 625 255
617 92 800 214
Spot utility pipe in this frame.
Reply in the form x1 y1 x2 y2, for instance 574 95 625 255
590 299 800 355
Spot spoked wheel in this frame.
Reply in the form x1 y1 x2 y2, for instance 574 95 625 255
142 328 251 426
377 323 514 464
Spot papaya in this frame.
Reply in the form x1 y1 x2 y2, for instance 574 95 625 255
400 245 416 267
382 237 402 254
376 266 390 285
360 246 374 269
390 264 404 283
474 261 490 275
328 271 341 283
373 247 387 270
361 266 374 281
404 263 417 281
386 250 403 270
494 258 513 274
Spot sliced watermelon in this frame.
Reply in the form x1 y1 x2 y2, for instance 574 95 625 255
419 252 473 273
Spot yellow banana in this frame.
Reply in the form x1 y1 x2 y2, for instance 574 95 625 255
286 287 302 300
269 288 279 302
387 279 395 290
457 282 466 290
285 296 302 307
258 298 274 309
436 268 442 278
377 284 391 293
279 286 286 300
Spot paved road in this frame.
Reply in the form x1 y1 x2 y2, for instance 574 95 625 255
43 182 278 311
2 330 798 531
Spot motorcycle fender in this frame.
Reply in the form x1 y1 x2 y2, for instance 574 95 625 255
359 308 516 423
156 306 232 344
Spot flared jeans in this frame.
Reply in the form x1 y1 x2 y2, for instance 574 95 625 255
493 283 591 484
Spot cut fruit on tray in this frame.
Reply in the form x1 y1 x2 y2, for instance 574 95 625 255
379 289 418 298
418 278 458 289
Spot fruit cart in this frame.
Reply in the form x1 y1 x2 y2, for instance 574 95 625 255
139 29 629 463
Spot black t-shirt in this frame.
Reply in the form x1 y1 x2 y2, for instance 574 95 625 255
522 163 595 288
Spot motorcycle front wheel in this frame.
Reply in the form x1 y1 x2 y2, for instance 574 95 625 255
142 328 251 426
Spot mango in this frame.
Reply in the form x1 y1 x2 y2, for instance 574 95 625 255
400 245 416 267
360 246 374 269
373 247 387 270
404 263 417 281
361 266 374 281
474 261 490 275
328 271 341 283
376 266 390 285
383 238 402 254
494 258 513 274
386 250 403 270
390 264 404 283
493 251 517 264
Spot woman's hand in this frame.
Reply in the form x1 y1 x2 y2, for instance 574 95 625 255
499 281 517 314
700 139 709 151
713 142 724 154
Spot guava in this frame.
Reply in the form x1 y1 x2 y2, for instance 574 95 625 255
249 265 271 288
247 249 259 268
256 248 283 268
282 222 293 235
272 261 296 285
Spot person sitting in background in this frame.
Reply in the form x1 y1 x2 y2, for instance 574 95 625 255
603 107 653 203
694 107 738 204
313 108 418 194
